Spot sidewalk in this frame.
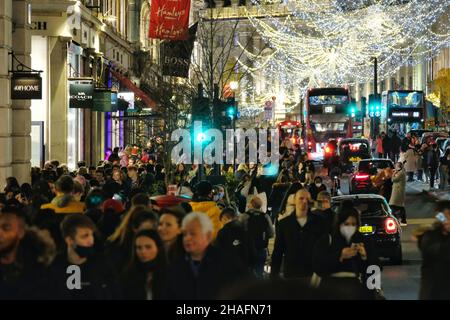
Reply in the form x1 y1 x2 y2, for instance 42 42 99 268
406 180 450 201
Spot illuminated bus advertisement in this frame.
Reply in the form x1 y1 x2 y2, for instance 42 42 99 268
304 87 352 160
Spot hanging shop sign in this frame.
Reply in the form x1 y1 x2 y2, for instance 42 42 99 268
11 73 42 100
148 0 191 40
93 89 118 112
9 51 43 100
161 23 197 78
69 78 94 108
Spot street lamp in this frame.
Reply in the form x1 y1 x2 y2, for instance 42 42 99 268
229 81 239 91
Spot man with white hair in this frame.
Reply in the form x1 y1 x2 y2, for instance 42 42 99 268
164 212 250 299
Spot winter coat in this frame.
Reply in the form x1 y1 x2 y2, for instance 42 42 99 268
391 135 402 155
382 136 391 153
271 211 328 278
312 232 380 300
389 169 406 207
120 264 166 300
214 219 250 266
48 252 122 300
41 195 85 214
163 245 251 300
403 149 418 173
189 200 222 239
418 225 450 300
0 227 56 299
376 138 384 154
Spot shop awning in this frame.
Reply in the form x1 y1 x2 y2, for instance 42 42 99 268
110 70 157 109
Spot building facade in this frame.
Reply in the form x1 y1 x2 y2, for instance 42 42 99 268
29 0 138 172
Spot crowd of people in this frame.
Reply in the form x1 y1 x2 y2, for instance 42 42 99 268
1 132 449 300
374 131 450 190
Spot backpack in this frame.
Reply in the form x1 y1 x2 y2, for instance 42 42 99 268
246 211 270 250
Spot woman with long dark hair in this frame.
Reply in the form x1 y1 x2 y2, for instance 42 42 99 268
121 229 167 300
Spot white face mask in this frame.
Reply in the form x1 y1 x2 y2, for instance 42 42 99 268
340 225 357 242
315 183 322 188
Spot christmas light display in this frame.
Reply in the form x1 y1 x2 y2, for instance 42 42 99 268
239 0 449 86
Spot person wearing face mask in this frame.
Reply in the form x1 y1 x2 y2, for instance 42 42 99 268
49 214 122 299
271 188 328 281
121 230 167 300
308 176 327 201
312 202 380 299
313 191 334 233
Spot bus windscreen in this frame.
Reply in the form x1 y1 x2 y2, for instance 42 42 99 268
309 95 348 105
388 91 423 109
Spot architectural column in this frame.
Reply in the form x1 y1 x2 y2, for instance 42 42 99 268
48 36 70 163
0 0 13 183
11 0 32 184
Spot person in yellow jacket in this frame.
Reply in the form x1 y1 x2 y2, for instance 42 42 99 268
41 175 85 214
189 181 222 239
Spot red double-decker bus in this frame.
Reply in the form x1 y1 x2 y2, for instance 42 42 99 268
304 87 353 160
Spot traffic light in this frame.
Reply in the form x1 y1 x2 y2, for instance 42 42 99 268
360 97 367 117
368 94 381 118
224 97 237 120
192 97 210 121
349 99 357 118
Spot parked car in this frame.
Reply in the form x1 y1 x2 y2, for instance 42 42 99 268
349 158 394 194
332 194 403 264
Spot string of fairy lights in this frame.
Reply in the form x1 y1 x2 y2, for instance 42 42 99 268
231 0 449 117
240 0 449 86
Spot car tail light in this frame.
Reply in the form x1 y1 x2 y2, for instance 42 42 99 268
355 174 369 180
385 218 397 234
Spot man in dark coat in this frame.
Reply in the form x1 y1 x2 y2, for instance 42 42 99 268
418 201 450 300
0 206 55 299
164 212 251 299
390 131 402 162
48 214 122 299
271 188 328 280
215 207 250 267
382 134 392 159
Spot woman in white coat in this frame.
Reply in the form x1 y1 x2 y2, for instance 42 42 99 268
403 148 417 182
389 162 407 225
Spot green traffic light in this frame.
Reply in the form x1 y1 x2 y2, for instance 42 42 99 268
196 132 206 143
226 106 235 117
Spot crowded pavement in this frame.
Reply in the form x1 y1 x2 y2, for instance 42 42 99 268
1 0 450 303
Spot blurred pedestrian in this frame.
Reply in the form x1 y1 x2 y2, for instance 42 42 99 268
418 201 450 300
389 162 407 225
312 202 379 300
270 188 327 280
121 229 167 300
164 212 250 299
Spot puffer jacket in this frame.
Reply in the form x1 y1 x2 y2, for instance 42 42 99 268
189 200 223 239
41 194 85 214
